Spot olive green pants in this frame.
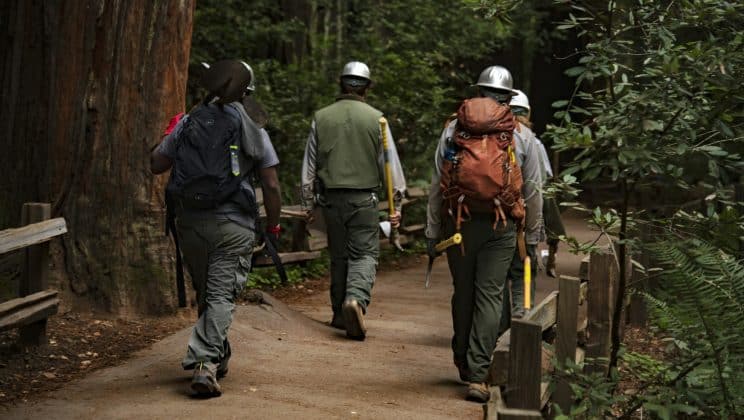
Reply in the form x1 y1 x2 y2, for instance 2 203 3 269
322 189 380 317
445 214 516 383
176 214 254 369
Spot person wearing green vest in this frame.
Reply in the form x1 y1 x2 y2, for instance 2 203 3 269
301 61 407 341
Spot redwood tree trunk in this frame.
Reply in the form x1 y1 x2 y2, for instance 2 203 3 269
0 0 195 315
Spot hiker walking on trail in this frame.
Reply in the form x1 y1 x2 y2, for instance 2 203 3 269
499 89 553 332
151 60 282 397
301 61 406 341
509 89 564 278
425 66 543 403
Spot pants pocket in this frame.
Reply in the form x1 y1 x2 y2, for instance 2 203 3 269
234 256 252 297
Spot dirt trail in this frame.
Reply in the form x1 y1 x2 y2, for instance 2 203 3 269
2 211 592 420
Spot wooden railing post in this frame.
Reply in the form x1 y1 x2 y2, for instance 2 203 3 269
19 202 51 346
585 249 617 375
554 275 580 414
506 319 542 410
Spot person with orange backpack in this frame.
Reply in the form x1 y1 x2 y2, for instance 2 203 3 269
425 66 543 402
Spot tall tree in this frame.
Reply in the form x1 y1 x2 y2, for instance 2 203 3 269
0 0 195 315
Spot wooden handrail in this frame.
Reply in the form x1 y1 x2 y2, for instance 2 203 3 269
0 217 67 254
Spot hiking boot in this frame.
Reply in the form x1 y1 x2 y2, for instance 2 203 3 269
466 382 490 403
191 362 222 397
342 299 366 340
454 359 471 382
330 312 346 330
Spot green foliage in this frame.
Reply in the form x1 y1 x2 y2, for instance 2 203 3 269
190 0 514 196
646 236 744 416
247 251 330 290
545 0 744 192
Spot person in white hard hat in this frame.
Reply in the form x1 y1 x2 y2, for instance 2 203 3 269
301 61 406 341
425 66 543 403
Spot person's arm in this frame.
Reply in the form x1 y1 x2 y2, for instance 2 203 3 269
425 120 455 240
260 165 281 229
514 126 544 244
300 121 319 213
150 114 185 174
256 128 282 235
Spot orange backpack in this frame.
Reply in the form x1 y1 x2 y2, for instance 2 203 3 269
440 97 525 231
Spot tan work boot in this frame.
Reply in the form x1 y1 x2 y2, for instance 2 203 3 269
466 382 490 403
342 299 366 340
191 361 222 397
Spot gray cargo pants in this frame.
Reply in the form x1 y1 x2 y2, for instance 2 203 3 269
176 214 254 369
322 189 380 317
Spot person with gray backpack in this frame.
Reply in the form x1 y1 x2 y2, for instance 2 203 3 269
150 59 281 397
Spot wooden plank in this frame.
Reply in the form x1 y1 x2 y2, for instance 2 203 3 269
554 276 580 414
0 298 59 332
377 197 416 211
406 186 427 198
496 408 542 420
0 290 58 318
400 224 425 234
252 251 322 267
483 386 505 420
0 217 67 255
19 203 52 346
506 320 542 410
489 291 558 385
585 250 617 375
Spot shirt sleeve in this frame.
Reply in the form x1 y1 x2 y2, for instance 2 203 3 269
378 122 407 211
257 128 279 168
425 121 455 239
300 120 318 211
155 116 187 159
514 125 545 244
536 137 553 180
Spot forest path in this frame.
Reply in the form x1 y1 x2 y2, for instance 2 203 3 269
3 211 593 420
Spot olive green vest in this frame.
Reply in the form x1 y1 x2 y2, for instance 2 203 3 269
314 96 384 190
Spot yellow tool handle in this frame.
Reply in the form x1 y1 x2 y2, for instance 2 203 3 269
379 117 395 217
435 233 462 253
524 256 532 310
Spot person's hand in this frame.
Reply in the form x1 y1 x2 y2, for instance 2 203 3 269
389 211 401 228
266 224 281 242
426 238 441 259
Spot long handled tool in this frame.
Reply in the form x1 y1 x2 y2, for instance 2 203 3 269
524 255 532 310
425 233 463 288
379 117 403 251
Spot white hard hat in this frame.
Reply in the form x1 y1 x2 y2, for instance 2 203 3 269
509 89 530 111
476 65 516 93
341 61 371 84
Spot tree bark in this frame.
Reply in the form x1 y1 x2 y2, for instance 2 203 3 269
0 0 195 315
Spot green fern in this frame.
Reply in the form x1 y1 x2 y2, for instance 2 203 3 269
646 238 744 416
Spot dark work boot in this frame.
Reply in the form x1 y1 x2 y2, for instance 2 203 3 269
330 312 346 330
191 362 222 397
342 299 366 340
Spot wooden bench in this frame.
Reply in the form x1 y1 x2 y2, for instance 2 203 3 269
0 203 67 346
